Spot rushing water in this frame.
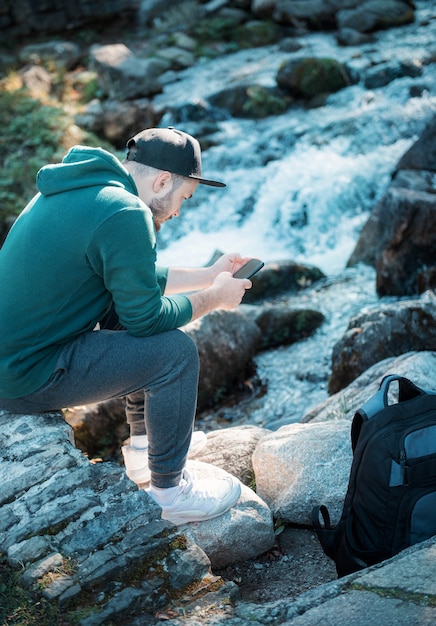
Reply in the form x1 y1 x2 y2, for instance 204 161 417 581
154 1 436 430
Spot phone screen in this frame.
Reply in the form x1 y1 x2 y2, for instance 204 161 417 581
233 259 264 279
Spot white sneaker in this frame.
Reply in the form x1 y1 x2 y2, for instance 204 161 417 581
150 468 241 525
122 430 207 486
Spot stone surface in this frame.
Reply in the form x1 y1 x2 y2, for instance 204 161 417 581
253 420 352 525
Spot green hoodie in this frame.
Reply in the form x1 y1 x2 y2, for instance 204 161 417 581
0 146 192 399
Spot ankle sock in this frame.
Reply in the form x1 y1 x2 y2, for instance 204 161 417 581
130 435 149 449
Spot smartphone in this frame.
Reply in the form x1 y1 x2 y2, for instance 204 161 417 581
233 258 264 279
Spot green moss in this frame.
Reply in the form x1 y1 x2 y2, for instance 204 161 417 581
242 85 289 118
296 57 350 97
350 582 436 606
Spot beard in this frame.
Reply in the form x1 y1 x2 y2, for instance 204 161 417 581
149 192 174 232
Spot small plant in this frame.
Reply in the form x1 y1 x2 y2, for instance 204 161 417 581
0 554 62 625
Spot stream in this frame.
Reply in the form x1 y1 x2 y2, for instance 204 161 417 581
154 1 436 431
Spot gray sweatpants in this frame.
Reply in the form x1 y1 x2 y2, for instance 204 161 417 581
0 328 200 488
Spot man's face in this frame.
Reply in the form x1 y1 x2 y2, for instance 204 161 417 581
150 178 199 232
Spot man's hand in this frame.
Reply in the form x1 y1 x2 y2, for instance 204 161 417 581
211 253 252 277
187 269 251 320
210 271 251 310
165 252 253 295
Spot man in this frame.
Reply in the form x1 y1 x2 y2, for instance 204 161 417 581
0 127 252 525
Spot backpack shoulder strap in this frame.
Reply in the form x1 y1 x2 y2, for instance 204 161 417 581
311 505 337 560
350 375 429 452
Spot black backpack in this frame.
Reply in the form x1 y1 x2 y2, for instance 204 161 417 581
312 374 436 577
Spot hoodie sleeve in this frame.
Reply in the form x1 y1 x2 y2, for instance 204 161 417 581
86 207 192 335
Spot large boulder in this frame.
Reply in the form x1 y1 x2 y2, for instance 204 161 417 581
254 305 325 349
276 57 354 99
89 44 167 100
253 420 352 526
328 292 436 394
0 411 275 621
195 425 271 486
348 186 436 296
0 410 212 619
347 114 436 296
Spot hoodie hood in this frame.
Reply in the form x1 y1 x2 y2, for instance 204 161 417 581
36 145 138 197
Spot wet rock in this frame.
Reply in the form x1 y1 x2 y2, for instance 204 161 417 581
347 114 436 296
395 114 436 173
241 260 326 303
328 292 436 394
253 305 325 349
268 0 338 29
364 58 423 89
350 186 436 296
276 56 354 99
336 27 374 46
208 84 290 118
336 0 415 33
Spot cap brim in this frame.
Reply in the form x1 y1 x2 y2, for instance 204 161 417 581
190 175 226 188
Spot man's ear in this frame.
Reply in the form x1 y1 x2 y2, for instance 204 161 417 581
152 171 173 194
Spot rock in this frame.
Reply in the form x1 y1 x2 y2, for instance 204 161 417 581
75 97 161 146
184 309 261 411
89 43 167 100
276 57 354 99
302 351 436 424
349 186 436 296
364 59 423 89
241 260 326 303
19 64 52 99
0 409 217 620
253 420 352 526
336 27 374 46
328 291 436 394
208 84 290 118
155 46 196 70
395 115 436 173
253 305 325 349
347 114 436 296
18 41 82 70
0 408 273 621
270 0 338 29
63 398 128 459
336 0 415 33
195 425 271 486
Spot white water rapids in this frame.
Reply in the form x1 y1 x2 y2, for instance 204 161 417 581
154 1 436 430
